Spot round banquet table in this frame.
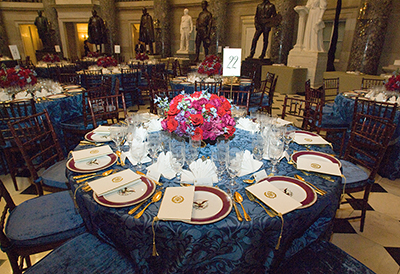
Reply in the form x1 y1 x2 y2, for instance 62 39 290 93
68 127 342 274
332 93 400 179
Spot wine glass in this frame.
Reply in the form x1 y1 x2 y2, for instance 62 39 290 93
252 133 265 164
226 147 243 190
130 141 147 171
268 136 284 174
147 132 161 164
283 127 295 153
109 125 127 152
185 138 199 166
169 137 185 181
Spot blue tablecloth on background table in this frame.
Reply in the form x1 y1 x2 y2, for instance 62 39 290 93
69 128 342 273
332 94 400 179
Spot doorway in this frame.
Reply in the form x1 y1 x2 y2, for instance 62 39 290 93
19 24 41 64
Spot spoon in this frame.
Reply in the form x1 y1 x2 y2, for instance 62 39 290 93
134 190 163 219
116 151 125 166
76 169 116 183
227 188 242 222
243 179 255 184
234 192 251 221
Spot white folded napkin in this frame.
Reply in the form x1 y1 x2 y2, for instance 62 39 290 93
388 96 397 103
181 159 218 186
294 132 330 145
72 145 113 162
238 150 263 176
125 141 151 165
146 118 162 132
375 93 387 102
102 68 111 74
397 96 400 105
35 89 50 98
236 118 259 132
135 127 148 142
296 155 342 176
0 91 10 102
146 151 176 179
276 118 292 126
14 91 32 100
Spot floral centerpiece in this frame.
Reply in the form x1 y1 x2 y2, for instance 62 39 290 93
87 51 100 58
42 53 60 63
197 55 222 76
97 56 118 68
136 53 149 61
156 91 236 141
385 69 400 91
0 66 37 89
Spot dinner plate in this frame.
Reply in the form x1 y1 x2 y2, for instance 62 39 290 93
67 153 117 173
342 92 358 97
85 131 112 142
293 130 319 137
64 85 80 90
259 176 317 209
291 151 341 168
47 94 67 99
183 186 232 225
67 88 84 93
180 81 192 85
93 177 156 208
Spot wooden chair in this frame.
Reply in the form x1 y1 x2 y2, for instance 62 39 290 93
218 88 252 116
353 97 397 123
58 72 79 85
8 110 69 195
82 70 103 89
257 74 278 115
121 68 141 108
281 96 320 130
338 112 396 232
323 77 339 103
194 81 222 94
149 76 183 114
0 179 86 274
0 99 36 191
88 93 127 127
361 78 384 90
305 79 325 106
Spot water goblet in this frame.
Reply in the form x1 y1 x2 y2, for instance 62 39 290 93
268 137 284 174
226 148 244 190
110 125 127 152
170 145 185 181
186 139 199 167
130 141 147 171
147 132 161 164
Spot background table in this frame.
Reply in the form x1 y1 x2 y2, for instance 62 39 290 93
69 128 342 273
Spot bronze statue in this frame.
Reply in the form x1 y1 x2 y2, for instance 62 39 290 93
88 10 106 51
139 7 155 55
34 10 52 50
194 1 212 62
247 0 278 59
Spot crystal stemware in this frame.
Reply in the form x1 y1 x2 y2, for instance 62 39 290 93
169 137 186 181
130 141 147 171
226 148 243 190
268 137 284 174
110 125 127 152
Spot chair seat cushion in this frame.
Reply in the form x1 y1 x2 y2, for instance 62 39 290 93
275 240 375 274
320 113 350 128
60 115 94 131
341 160 370 188
41 159 69 189
24 232 137 274
5 191 86 247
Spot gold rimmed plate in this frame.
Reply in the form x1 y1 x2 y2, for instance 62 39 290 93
67 153 117 173
291 151 341 168
85 131 112 142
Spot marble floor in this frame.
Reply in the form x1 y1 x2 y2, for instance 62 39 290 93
0 92 399 274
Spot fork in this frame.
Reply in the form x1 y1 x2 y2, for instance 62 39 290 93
294 174 327 195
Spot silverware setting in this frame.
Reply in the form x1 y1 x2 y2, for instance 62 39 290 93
227 188 243 222
134 190 163 219
75 169 118 183
234 192 251 221
294 174 327 195
246 190 277 217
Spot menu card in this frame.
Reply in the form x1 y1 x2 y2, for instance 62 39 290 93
157 186 195 221
294 133 330 145
71 145 113 163
88 169 142 196
296 155 342 176
246 181 301 215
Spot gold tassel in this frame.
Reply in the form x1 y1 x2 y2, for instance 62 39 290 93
152 217 159 256
340 174 347 202
275 213 284 250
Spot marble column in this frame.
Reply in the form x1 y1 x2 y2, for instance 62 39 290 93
153 0 171 57
42 0 62 53
0 13 10 57
99 0 118 55
270 0 297 64
209 0 227 56
347 0 393 75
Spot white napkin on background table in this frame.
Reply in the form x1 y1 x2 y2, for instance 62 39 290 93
236 118 259 132
125 140 151 165
181 159 218 185
146 151 176 179
238 150 263 176
146 118 162 132
0 92 10 102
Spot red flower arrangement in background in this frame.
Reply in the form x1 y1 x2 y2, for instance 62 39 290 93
97 56 118 68
385 69 400 91
87 51 100 58
0 66 37 89
135 53 149 61
42 54 60 63
156 91 235 141
197 55 222 76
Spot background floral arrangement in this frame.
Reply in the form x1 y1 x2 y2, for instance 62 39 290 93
42 54 60 63
136 53 149 61
385 69 400 91
97 56 118 68
87 51 100 58
197 55 222 76
0 66 37 89
156 91 236 141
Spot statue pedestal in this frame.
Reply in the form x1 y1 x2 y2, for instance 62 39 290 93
287 49 327 88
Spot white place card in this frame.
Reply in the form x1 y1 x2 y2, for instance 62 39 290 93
246 181 302 215
296 155 342 176
88 169 141 196
294 133 330 145
72 145 113 163
253 169 268 182
157 186 195 221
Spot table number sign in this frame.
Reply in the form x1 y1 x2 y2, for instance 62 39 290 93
55 45 61 52
223 48 241 77
114 45 121 54
8 45 20 60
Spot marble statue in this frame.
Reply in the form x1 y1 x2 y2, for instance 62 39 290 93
34 10 52 50
139 7 155 55
247 0 278 59
194 1 212 62
88 10 106 51
178 9 193 53
294 0 327 52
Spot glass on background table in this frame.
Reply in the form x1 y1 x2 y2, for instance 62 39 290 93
68 126 342 273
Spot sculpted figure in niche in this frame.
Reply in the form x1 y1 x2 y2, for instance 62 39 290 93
247 0 278 59
34 10 52 50
139 7 155 55
194 1 212 62
178 9 193 53
295 0 327 52
88 10 106 51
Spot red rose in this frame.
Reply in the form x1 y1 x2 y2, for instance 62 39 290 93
210 94 219 101
168 103 180 116
221 100 231 111
225 125 236 138
217 107 227 117
204 103 215 111
166 117 178 132
192 91 202 98
190 113 204 125
193 127 203 141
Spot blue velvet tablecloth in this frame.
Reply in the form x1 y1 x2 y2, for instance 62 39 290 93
68 128 342 273
333 94 400 179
